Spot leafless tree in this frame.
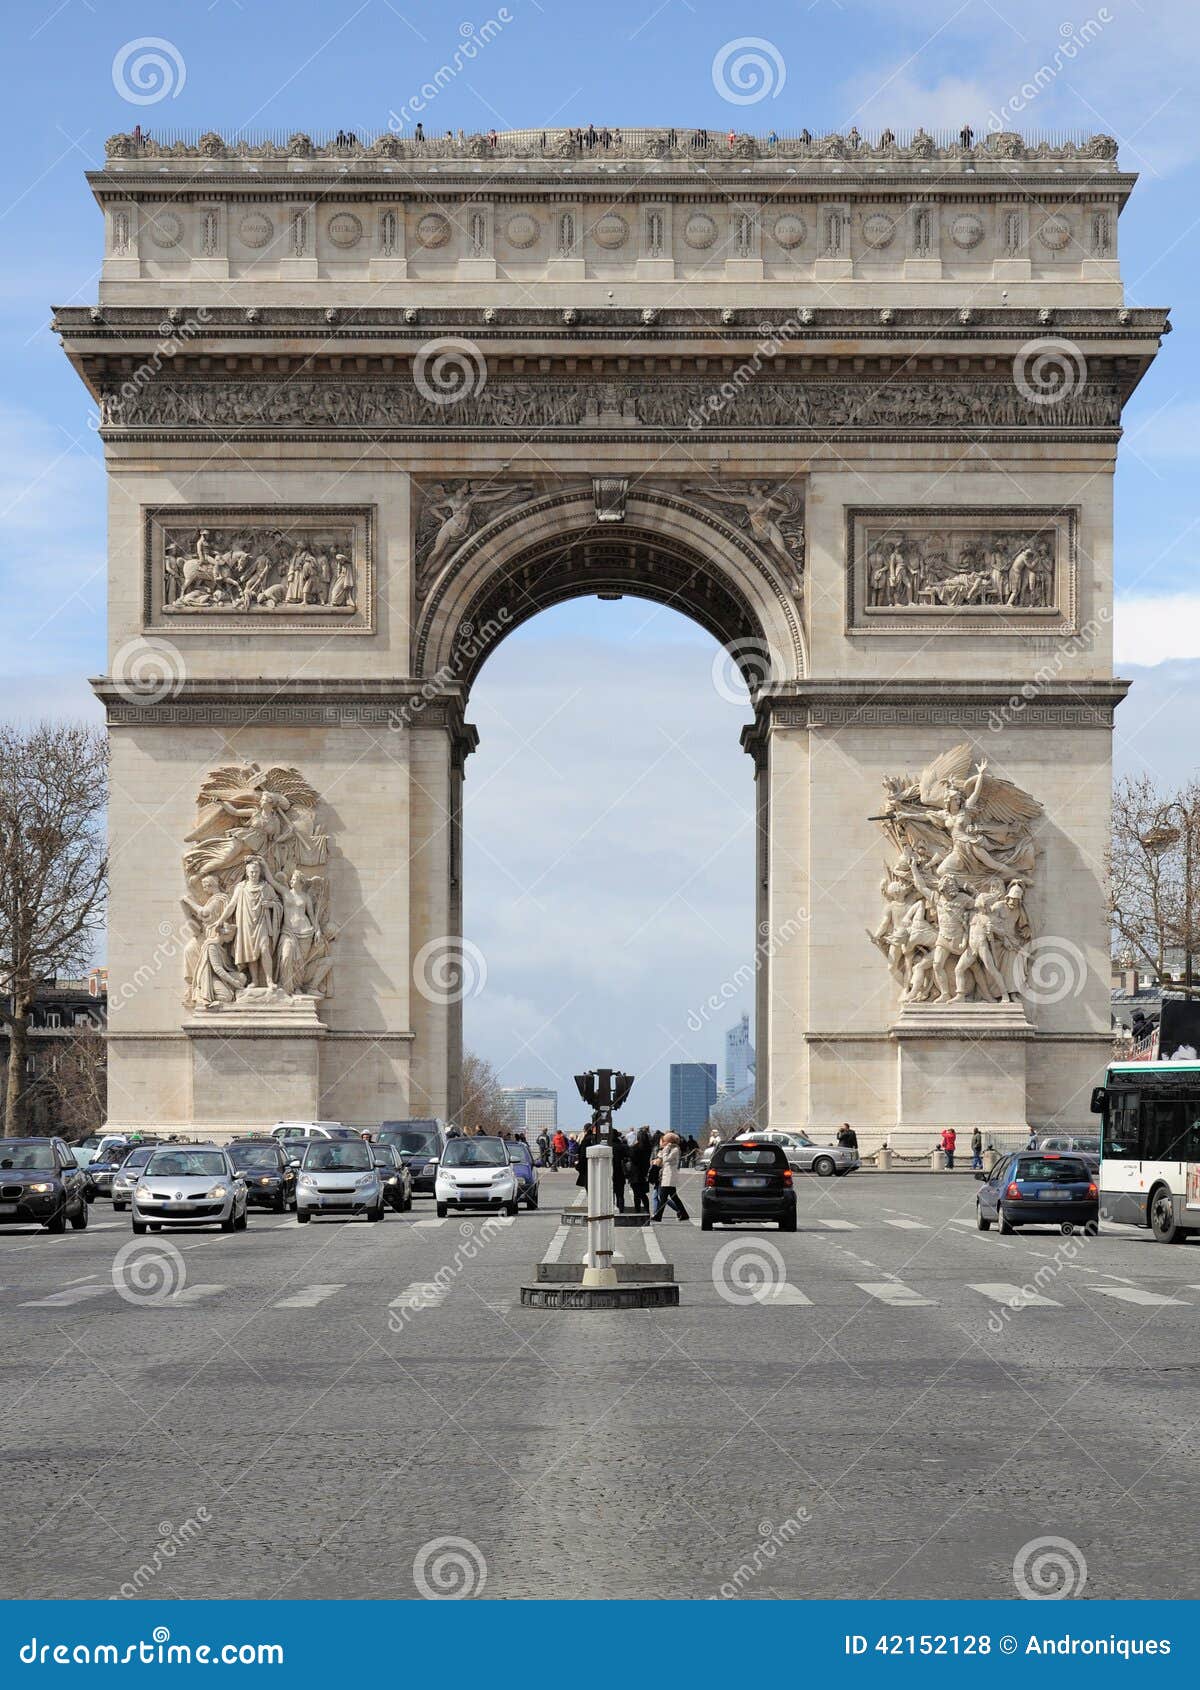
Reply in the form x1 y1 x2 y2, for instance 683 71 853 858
707 1095 758 1140
0 722 108 1132
1111 774 1200 991
459 1050 517 1136
37 1029 107 1140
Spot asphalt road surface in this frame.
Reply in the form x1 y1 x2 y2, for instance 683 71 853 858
3 1169 1200 1602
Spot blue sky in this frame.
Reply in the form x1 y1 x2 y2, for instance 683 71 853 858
2 0 1197 1126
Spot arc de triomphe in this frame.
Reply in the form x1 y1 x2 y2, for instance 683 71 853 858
57 126 1167 1141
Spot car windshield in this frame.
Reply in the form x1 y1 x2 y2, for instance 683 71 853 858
1015 1156 1090 1183
121 1148 154 1171
370 1147 396 1167
716 1145 786 1169
229 1147 280 1170
381 1129 437 1155
442 1139 506 1167
303 1142 372 1171
505 1143 531 1163
146 1150 228 1179
0 1142 57 1171
324 1128 360 1139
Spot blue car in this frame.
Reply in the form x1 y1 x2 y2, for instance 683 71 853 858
505 1139 540 1211
976 1151 1098 1236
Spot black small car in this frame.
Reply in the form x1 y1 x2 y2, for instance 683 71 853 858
377 1120 447 1196
976 1152 1099 1235
701 1140 796 1231
370 1143 414 1211
0 1137 90 1232
227 1139 297 1212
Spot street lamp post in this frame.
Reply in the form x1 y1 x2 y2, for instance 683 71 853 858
573 1068 635 1289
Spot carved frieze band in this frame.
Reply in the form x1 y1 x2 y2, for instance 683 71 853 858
143 505 374 632
846 506 1079 635
102 377 1122 437
770 705 1117 728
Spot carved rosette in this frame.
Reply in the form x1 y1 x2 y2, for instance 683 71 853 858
869 746 1042 1010
181 763 335 1014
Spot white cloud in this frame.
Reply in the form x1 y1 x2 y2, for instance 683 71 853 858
1115 593 1200 666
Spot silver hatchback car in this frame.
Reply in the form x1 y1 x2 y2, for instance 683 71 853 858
734 1130 860 1178
295 1138 384 1222
131 1145 248 1233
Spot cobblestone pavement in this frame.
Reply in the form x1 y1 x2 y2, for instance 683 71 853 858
3 1171 1200 1601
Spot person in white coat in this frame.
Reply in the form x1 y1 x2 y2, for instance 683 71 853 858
652 1132 690 1221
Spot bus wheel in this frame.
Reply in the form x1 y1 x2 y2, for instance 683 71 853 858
1150 1187 1187 1244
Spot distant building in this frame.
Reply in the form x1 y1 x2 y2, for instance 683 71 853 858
723 1013 755 1096
0 976 107 1135
501 1086 557 1134
670 1063 717 1136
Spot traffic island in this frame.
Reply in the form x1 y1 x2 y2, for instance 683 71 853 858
534 1260 673 1284
520 1281 679 1309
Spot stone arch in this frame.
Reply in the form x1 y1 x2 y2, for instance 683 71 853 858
414 485 806 696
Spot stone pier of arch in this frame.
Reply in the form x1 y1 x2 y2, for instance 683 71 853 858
59 125 1168 1141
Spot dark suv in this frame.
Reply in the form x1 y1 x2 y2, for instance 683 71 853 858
702 1140 796 1232
227 1139 297 1212
0 1137 90 1232
376 1120 447 1196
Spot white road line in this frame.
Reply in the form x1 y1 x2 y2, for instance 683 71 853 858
755 1283 813 1306
857 1281 935 1307
411 1217 445 1230
1091 1286 1190 1307
882 1217 929 1231
389 1282 446 1311
273 1283 346 1309
20 1285 110 1308
643 1226 666 1266
968 1282 1061 1309
541 1225 570 1265
65 1274 98 1286
816 1218 858 1231
168 1284 228 1305
949 1218 977 1229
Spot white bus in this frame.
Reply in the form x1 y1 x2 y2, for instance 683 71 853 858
1094 1004 1200 1242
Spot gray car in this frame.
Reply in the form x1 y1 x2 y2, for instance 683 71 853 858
111 1145 157 1210
734 1129 860 1178
131 1145 248 1233
295 1138 384 1222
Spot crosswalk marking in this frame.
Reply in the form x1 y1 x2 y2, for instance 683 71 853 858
857 1281 935 1307
949 1218 977 1229
1091 1286 1189 1307
755 1283 812 1306
274 1283 346 1309
541 1226 570 1265
20 1285 110 1308
389 1281 447 1311
411 1217 445 1230
968 1282 1061 1309
882 1217 929 1231
815 1218 858 1231
168 1284 227 1305
643 1226 666 1266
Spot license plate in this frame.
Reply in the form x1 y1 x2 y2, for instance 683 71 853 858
1038 1190 1058 1201
732 1176 767 1188
0 1203 16 1215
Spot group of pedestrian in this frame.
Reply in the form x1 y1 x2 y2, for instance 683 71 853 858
934 1126 985 1169
567 1124 690 1221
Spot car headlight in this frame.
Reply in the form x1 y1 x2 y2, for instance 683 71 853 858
135 1185 152 1202
298 1175 317 1190
384 1175 397 1185
27 1181 56 1194
206 1184 228 1199
356 1173 378 1188
422 1160 438 1176
258 1176 272 1185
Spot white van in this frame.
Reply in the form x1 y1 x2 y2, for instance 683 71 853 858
270 1121 356 1159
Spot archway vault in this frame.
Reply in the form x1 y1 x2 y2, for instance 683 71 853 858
414 486 807 698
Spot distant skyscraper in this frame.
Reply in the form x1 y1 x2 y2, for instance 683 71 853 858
501 1087 557 1133
670 1063 718 1136
724 1013 755 1096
